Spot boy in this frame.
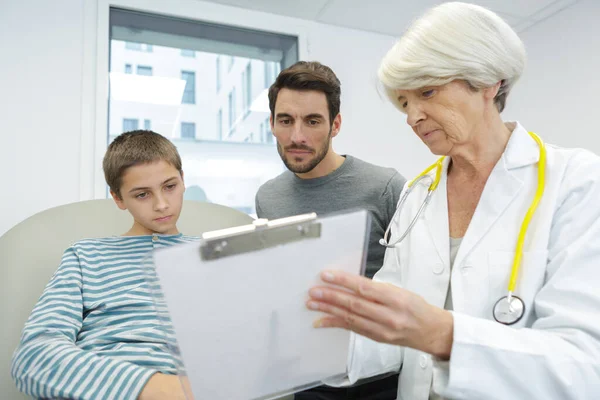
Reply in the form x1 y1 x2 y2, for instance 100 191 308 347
11 130 194 399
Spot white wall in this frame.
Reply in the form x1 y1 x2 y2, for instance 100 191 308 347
504 0 600 153
316 22 436 180
2 0 597 236
1 0 422 236
0 0 85 237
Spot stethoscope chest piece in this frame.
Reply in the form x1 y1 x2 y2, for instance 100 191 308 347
493 295 525 325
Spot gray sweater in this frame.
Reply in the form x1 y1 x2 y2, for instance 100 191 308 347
255 155 406 278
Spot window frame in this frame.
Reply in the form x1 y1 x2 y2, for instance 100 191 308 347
83 0 307 200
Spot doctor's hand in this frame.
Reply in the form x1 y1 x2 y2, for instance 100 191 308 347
307 270 454 360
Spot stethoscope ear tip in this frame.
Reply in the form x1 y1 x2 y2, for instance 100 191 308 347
378 238 387 246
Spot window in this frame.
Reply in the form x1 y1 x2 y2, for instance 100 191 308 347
242 63 252 113
228 88 236 131
125 42 141 51
264 61 281 89
264 62 271 88
216 56 221 92
181 49 195 57
122 118 138 132
124 64 132 74
217 108 223 139
136 65 153 76
108 8 298 213
263 117 273 143
125 42 153 52
181 71 196 104
181 122 196 139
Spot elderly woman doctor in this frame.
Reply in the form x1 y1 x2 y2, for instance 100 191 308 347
306 2 600 399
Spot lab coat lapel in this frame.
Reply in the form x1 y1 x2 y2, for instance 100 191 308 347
453 125 541 268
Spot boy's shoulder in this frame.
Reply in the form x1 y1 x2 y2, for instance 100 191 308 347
70 236 145 249
68 234 200 252
179 234 201 242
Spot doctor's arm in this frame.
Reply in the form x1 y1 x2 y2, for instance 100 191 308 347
308 151 600 399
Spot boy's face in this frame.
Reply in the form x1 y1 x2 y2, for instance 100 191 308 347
111 160 185 235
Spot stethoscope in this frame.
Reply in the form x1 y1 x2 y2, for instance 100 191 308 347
379 131 546 325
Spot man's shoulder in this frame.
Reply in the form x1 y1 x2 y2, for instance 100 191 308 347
256 170 294 196
348 156 405 184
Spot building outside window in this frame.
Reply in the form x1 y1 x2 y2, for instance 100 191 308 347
181 122 196 139
122 118 138 132
228 88 236 132
136 65 153 76
181 71 196 104
108 8 298 214
242 62 252 114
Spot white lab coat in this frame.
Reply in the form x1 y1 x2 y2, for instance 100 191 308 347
345 123 600 399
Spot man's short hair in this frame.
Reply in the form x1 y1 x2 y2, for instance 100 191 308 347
268 61 341 124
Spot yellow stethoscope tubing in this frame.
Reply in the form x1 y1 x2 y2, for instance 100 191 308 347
408 156 445 191
404 132 546 297
508 132 546 295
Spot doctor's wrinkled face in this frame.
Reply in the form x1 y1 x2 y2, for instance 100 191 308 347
271 88 341 174
395 80 491 156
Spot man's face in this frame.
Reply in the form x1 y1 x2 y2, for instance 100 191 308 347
271 88 340 174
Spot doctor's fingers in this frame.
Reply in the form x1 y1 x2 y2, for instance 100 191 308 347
313 315 394 344
319 270 406 307
307 297 405 345
308 286 410 337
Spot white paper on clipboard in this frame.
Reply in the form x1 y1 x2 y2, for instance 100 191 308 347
152 209 371 400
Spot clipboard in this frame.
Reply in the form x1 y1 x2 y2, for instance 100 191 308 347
150 209 371 400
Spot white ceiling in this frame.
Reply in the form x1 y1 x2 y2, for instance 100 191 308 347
200 0 579 35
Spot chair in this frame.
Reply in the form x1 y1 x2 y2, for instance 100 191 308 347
0 199 254 399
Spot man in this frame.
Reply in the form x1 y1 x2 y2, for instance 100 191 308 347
255 61 406 400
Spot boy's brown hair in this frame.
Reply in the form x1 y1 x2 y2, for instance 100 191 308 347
103 130 182 199
268 61 341 125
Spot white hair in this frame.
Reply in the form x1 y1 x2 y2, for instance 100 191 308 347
378 2 526 112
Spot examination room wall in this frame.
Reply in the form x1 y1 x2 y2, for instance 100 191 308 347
0 0 85 237
504 0 600 151
0 0 428 237
0 0 598 237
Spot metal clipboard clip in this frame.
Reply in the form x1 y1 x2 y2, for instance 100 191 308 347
199 213 321 261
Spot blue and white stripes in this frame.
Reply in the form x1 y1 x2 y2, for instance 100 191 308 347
11 234 197 399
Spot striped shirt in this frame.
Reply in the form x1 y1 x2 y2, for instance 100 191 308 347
11 233 198 399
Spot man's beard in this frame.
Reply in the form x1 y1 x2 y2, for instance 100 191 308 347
277 128 332 174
